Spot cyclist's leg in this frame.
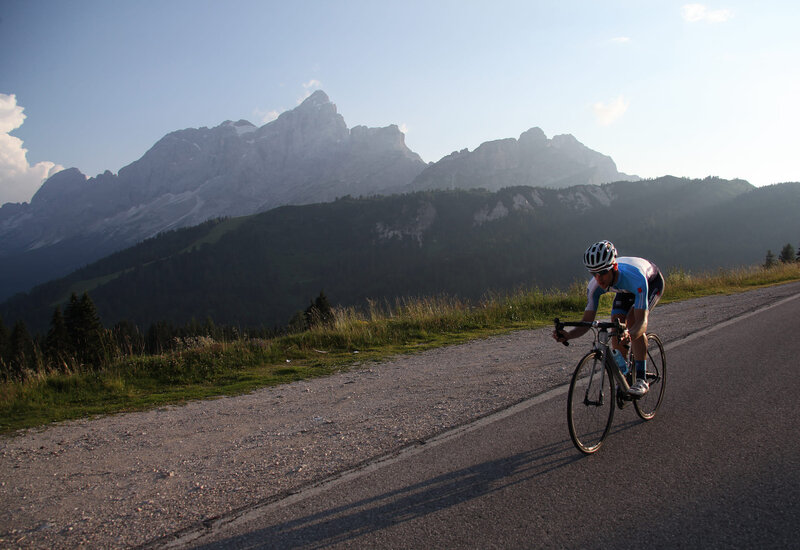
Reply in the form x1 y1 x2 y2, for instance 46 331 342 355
648 271 665 310
611 294 633 354
635 271 665 379
618 299 649 396
627 308 648 375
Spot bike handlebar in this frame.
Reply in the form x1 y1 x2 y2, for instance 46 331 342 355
553 317 626 347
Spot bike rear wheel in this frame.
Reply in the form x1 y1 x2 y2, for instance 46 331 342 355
567 351 615 454
634 333 667 420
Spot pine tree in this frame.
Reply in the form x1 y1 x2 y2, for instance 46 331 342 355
304 291 334 328
0 315 10 378
288 311 308 333
0 315 9 365
64 292 109 369
764 250 777 269
779 243 796 264
45 306 72 370
9 320 36 379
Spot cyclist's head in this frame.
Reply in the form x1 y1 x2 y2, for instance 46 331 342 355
584 240 617 273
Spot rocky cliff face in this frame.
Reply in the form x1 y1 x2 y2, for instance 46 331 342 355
406 127 638 192
0 91 427 296
1 91 425 253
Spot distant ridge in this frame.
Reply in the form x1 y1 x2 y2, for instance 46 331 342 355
7 176 798 337
407 127 638 192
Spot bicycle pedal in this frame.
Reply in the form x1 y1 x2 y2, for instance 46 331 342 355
616 388 630 409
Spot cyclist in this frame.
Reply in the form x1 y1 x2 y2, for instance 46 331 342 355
553 240 665 397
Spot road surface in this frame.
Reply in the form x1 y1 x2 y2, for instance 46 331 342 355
182 293 800 549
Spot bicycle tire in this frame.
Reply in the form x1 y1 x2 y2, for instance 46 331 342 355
634 333 667 420
567 351 615 454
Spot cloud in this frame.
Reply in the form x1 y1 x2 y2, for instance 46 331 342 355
610 36 631 44
254 108 280 124
593 95 629 126
681 4 733 23
0 94 63 205
256 80 325 125
297 79 323 104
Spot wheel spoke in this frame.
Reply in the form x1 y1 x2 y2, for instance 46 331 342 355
568 353 615 453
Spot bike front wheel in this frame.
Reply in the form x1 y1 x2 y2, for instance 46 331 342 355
567 351 615 454
634 333 667 420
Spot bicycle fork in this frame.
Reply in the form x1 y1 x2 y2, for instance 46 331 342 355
582 347 631 407
583 345 635 408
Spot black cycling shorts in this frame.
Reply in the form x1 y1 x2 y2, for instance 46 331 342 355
611 269 665 316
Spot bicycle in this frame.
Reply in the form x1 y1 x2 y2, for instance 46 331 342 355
554 318 667 454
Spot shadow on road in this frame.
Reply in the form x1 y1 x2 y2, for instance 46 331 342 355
196 438 584 549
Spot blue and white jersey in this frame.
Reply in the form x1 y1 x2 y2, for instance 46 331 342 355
585 257 660 312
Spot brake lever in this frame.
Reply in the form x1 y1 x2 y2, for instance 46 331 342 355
554 318 569 346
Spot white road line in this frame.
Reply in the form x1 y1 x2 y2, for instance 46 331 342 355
662 291 800 352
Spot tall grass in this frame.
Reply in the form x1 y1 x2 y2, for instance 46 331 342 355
664 262 800 300
2 262 799 434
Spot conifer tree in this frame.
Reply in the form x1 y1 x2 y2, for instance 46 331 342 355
305 291 334 328
0 315 9 369
45 306 72 370
9 320 36 379
779 243 796 264
65 292 109 369
764 250 776 268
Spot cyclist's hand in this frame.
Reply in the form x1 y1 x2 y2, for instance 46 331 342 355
553 329 568 344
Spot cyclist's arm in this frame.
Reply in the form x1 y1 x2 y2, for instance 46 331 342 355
554 309 596 343
553 278 603 343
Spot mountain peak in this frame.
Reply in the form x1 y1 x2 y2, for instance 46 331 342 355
300 89 331 107
30 167 87 207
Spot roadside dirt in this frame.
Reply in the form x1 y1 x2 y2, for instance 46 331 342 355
2 282 799 549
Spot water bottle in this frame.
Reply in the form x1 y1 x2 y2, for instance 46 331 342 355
612 349 629 375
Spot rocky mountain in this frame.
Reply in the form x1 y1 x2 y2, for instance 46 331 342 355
406 127 638 192
7 176 797 336
0 91 426 299
0 90 638 300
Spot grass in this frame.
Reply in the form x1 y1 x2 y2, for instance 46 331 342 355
2 262 799 435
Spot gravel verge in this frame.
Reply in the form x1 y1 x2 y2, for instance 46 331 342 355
2 281 799 549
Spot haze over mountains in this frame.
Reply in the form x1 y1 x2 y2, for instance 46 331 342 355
3 176 799 335
0 91 637 300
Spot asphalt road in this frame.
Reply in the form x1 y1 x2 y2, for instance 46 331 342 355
179 295 800 549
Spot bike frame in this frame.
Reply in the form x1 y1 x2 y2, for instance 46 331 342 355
593 324 634 394
555 319 636 393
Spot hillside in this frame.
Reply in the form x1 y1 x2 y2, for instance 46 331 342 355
5 176 798 334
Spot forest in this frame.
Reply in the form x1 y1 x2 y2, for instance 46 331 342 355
1 177 799 366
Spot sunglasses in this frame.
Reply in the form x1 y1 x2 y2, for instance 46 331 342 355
592 268 613 276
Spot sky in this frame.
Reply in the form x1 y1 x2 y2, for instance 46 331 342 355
1 0 799 205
